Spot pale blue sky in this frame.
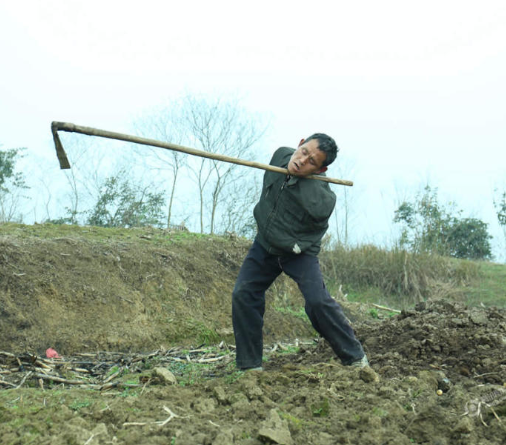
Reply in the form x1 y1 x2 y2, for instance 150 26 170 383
1 0 505 258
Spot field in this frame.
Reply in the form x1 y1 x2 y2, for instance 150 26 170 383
1 224 505 444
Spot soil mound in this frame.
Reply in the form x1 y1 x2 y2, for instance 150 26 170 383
365 300 506 384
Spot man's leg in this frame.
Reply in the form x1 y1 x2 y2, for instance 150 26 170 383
281 254 365 365
232 241 281 369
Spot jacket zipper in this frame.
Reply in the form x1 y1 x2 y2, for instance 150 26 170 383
265 176 290 230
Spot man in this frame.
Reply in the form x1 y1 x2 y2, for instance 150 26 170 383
232 133 368 370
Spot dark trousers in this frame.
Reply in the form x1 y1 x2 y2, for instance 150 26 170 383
232 240 365 369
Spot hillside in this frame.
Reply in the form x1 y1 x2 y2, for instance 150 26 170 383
0 224 321 354
1 224 505 445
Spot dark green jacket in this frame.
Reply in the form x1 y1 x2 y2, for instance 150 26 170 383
254 147 336 256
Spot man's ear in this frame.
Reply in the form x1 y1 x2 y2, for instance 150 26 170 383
298 138 305 147
317 166 328 174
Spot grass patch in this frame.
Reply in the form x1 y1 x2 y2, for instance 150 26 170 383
311 398 330 417
321 244 482 308
69 399 92 411
0 222 219 248
274 306 309 322
279 411 304 431
276 345 300 354
462 261 506 307
372 406 389 417
164 361 214 386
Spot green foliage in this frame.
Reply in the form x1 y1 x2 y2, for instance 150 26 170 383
169 362 211 386
119 387 140 398
69 399 92 411
271 344 300 355
0 147 29 222
394 185 492 260
493 189 506 258
87 173 165 228
279 412 304 430
0 148 27 191
225 370 244 384
372 407 389 417
311 398 330 417
494 189 506 227
195 326 221 346
445 218 492 260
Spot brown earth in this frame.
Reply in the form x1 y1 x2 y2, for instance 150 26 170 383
1 225 506 445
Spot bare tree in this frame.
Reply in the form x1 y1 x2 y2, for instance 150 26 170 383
133 106 188 228
331 156 359 246
216 173 261 237
133 94 268 234
183 95 267 234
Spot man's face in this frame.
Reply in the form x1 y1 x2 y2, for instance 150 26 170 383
287 139 327 177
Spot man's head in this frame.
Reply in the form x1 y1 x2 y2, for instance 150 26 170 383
287 133 339 177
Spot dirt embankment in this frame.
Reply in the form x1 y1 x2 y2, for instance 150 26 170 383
0 226 313 354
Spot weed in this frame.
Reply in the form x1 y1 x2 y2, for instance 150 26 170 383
276 345 300 355
369 308 379 319
141 357 161 370
176 320 221 346
225 371 244 384
311 398 330 417
10 417 27 428
279 411 304 431
119 386 140 398
166 362 214 386
106 365 120 377
274 306 309 322
409 388 423 399
372 406 389 417
69 399 92 411
123 378 139 385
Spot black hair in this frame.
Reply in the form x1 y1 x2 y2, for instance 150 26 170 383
305 133 339 167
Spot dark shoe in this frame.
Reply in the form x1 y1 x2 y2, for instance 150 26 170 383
241 366 263 372
350 355 369 368
237 366 264 372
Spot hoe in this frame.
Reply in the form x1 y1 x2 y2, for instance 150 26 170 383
51 121 353 187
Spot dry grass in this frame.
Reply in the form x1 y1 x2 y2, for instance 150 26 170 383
320 244 480 307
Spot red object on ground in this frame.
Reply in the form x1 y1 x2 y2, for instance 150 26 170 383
45 348 61 359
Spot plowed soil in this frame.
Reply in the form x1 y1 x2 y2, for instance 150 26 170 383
1 225 505 445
